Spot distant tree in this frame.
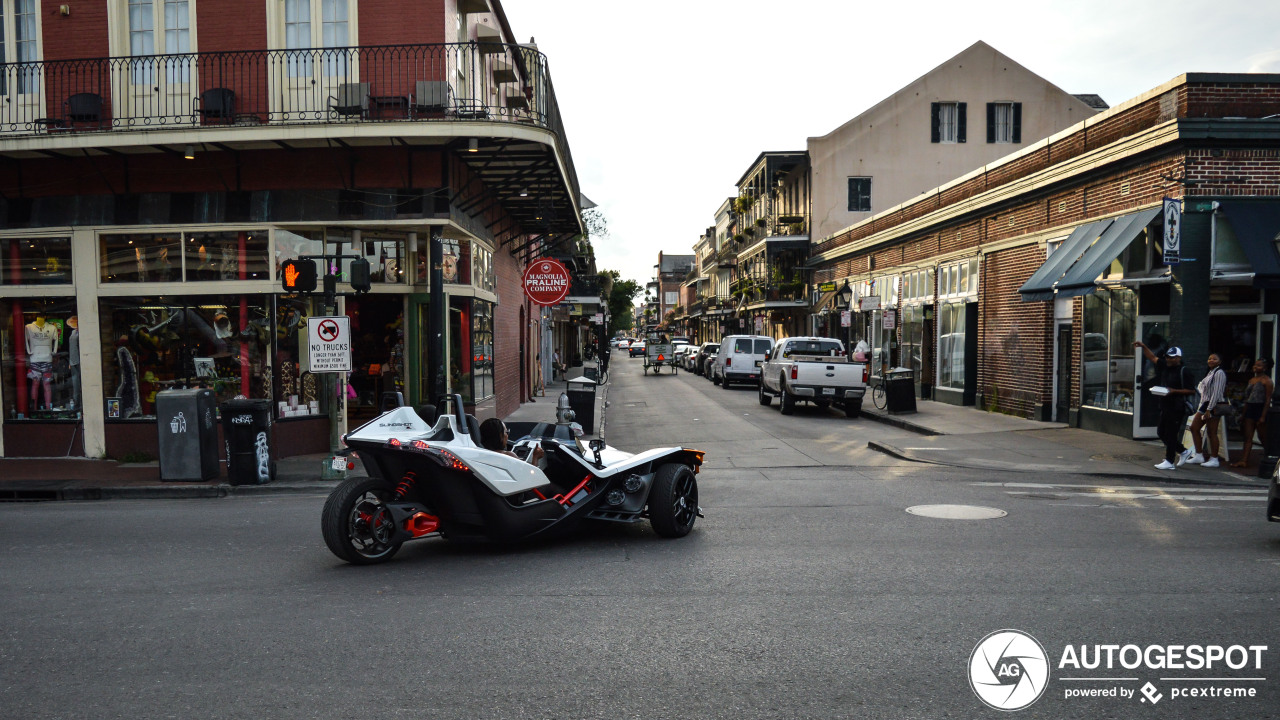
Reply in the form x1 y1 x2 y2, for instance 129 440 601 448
583 208 608 240
598 268 641 336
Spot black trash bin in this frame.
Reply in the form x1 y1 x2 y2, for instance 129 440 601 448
221 398 276 485
885 369 917 414
156 388 219 481
565 377 597 434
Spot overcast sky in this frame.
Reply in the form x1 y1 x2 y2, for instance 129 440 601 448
500 0 1280 288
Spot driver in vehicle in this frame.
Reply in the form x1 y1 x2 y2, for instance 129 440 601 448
479 418 545 465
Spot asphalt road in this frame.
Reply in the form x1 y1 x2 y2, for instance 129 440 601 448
2 354 1278 719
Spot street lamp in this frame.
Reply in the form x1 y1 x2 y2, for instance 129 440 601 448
836 281 854 309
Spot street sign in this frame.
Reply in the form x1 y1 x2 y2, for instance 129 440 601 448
1162 197 1182 265
306 316 352 372
593 313 604 324
840 310 851 327
883 309 896 330
859 296 880 311
523 259 572 306
819 281 838 293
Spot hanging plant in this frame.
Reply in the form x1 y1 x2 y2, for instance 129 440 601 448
744 227 755 237
755 218 766 228
733 233 745 243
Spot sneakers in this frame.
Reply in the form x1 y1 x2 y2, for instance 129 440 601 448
1154 460 1177 470
1185 453 1206 465
1201 457 1221 468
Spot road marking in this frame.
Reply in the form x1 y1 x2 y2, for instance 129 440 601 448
974 481 1266 494
1006 491 1261 502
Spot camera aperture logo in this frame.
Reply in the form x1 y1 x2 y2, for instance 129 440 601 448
969 630 1050 711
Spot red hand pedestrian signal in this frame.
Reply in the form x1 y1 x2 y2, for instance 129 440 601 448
281 259 317 293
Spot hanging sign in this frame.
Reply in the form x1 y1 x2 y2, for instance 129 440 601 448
1162 197 1182 265
818 281 838 293
523 259 572 306
306 316 352 372
859 296 880 312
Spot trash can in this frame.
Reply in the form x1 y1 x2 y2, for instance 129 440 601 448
885 368 917 414
156 388 219 482
221 398 276 485
566 377 597 434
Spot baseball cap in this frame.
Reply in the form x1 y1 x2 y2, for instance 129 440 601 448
1165 346 1182 358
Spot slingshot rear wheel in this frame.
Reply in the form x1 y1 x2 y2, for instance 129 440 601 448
322 477 404 565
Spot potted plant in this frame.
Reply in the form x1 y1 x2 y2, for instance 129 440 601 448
755 218 766 228
744 227 755 238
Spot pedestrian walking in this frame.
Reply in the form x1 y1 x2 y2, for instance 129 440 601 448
1231 358 1274 468
1134 341 1197 470
1184 353 1227 467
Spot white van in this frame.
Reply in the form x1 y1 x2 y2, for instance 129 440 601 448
712 335 774 388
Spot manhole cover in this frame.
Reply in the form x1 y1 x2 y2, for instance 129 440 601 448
905 504 1007 520
1090 454 1153 462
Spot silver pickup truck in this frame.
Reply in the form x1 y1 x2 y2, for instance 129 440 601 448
758 337 869 418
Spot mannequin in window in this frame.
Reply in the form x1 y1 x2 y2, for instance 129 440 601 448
67 316 81 412
25 313 59 411
115 335 141 419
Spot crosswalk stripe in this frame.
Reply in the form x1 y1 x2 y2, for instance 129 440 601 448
1005 491 1262 502
973 481 1267 495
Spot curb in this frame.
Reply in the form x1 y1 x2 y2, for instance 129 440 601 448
860 410 943 436
865 440 1269 488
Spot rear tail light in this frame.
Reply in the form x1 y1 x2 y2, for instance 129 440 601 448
790 365 798 380
863 365 870 384
726 358 732 367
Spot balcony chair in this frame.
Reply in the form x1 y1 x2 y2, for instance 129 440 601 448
63 93 105 129
329 82 370 119
411 80 450 118
193 88 236 125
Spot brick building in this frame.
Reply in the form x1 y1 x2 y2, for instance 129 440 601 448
810 73 1280 447
0 0 582 459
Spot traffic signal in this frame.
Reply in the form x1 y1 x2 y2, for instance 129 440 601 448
280 259 317 293
349 258 371 293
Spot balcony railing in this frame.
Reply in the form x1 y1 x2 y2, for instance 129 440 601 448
0 41 578 202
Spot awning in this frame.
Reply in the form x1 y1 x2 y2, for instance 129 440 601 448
1216 201 1280 288
810 288 838 313
1054 207 1161 298
1017 220 1113 301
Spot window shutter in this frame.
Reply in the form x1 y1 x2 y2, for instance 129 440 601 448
986 103 995 143
957 102 967 143
1012 103 1022 143
930 102 940 143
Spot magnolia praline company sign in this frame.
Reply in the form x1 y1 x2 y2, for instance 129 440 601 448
523 259 572 306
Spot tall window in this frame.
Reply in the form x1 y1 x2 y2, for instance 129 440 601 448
987 102 1022 144
1 0 40 95
127 0 191 83
285 0 349 77
847 177 872 213
931 102 967 144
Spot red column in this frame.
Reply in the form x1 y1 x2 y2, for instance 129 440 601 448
9 240 28 414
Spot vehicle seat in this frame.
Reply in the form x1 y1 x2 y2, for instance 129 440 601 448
465 414 483 446
414 404 439 426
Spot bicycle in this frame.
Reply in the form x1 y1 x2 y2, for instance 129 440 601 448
870 376 887 410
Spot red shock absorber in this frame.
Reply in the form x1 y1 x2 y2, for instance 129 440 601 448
394 471 417 499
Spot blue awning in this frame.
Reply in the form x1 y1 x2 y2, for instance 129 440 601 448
1054 207 1161 298
1017 219 1113 302
1216 201 1280 288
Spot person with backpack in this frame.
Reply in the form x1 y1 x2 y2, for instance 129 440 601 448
1134 342 1197 470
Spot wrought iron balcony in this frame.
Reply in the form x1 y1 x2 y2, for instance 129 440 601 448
0 41 578 202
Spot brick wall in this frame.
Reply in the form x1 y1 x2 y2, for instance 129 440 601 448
360 0 448 45
978 245 1054 417
493 242 525 418
41 3 108 61
197 0 267 52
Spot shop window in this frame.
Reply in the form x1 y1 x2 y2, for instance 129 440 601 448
448 296 473 404
275 229 325 277
473 300 494 401
472 243 494 292
1 299 79 420
345 295 404 419
901 304 926 385
359 233 408 284
1081 288 1137 411
98 295 271 419
1212 216 1251 269
183 231 269 282
101 233 182 283
938 302 966 390
440 237 471 285
0 237 73 285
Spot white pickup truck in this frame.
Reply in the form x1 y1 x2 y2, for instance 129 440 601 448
758 337 869 418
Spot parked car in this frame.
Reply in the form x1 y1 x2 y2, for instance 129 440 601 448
759 337 868 417
711 335 774 388
1269 461 1280 523
693 342 720 376
617 339 631 351
677 345 699 370
628 340 646 357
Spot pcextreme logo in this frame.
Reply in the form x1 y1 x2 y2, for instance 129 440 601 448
969 630 1269 711
969 629 1051 711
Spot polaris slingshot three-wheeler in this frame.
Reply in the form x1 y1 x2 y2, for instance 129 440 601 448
322 394 705 564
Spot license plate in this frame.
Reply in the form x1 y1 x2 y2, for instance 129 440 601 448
755 360 763 367
332 456 347 471
822 387 836 396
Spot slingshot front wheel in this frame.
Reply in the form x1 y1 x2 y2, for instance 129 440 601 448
322 477 404 565
649 463 699 538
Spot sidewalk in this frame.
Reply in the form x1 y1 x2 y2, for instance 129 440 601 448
0 361 609 502
860 397 1270 487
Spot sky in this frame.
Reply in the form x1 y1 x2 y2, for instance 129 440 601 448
500 0 1280 290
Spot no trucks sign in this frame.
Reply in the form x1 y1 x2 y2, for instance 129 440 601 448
523 259 572 306
305 316 352 372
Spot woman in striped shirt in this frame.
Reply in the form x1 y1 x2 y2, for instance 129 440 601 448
1185 353 1227 467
